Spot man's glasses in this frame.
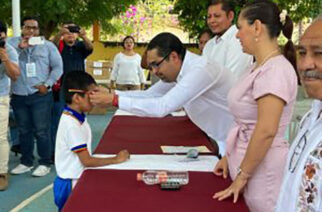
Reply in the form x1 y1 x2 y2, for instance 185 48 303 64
148 52 171 71
23 25 39 31
288 130 308 173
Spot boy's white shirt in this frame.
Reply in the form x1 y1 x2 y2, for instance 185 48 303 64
55 112 92 179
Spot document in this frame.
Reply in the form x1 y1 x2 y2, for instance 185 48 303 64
161 145 211 153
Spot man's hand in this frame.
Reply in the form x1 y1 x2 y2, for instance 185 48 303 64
18 38 29 49
34 84 48 95
89 86 115 107
79 28 87 39
59 27 70 36
0 48 9 62
115 150 130 163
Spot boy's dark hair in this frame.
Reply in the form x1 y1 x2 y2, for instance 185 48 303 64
21 16 39 27
147 32 186 61
208 0 235 15
0 20 7 34
63 71 96 104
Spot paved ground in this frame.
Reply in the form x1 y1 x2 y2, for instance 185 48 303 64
0 112 113 212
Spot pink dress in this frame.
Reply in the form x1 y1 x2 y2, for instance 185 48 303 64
226 55 298 212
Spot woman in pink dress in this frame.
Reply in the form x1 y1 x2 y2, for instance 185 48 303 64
213 1 299 211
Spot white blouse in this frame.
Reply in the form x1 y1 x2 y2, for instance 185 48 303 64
111 52 146 85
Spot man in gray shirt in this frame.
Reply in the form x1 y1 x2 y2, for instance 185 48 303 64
8 16 63 177
0 20 20 191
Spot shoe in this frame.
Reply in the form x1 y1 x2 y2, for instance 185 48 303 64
0 173 9 191
11 164 33 175
32 165 51 177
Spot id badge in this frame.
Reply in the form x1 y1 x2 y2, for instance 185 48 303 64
26 63 37 78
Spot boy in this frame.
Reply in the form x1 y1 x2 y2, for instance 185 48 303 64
54 71 129 211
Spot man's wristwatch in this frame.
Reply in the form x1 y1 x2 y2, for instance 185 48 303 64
44 83 51 90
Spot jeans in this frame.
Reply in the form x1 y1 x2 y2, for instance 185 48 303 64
51 89 65 157
0 96 10 173
11 92 53 166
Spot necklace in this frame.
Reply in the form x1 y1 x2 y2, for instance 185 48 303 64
255 49 280 68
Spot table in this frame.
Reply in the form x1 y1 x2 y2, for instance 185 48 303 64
95 115 216 154
62 115 249 212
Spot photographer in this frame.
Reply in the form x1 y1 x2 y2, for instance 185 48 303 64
0 20 20 191
8 16 63 177
52 21 93 74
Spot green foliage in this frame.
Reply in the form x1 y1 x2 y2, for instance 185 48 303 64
173 0 322 39
0 0 139 38
101 0 177 42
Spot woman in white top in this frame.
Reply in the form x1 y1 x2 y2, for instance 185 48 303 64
110 36 146 91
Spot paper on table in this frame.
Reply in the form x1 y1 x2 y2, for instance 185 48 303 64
161 146 211 153
90 154 218 172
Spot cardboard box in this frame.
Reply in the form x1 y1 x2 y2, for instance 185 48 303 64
86 67 111 80
86 60 112 68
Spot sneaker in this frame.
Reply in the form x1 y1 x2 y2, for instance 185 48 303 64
11 164 33 175
0 173 9 191
32 165 51 177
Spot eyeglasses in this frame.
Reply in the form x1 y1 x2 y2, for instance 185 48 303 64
288 130 308 173
23 25 39 31
148 52 171 71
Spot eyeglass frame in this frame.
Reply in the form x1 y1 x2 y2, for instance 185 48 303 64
288 130 308 173
147 51 171 71
23 25 39 31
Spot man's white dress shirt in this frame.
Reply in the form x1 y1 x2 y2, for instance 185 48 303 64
276 100 322 212
116 51 235 155
203 25 253 80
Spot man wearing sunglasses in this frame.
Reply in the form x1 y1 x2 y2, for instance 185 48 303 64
90 32 234 157
276 17 322 211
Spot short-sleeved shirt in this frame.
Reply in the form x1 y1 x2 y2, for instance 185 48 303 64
226 55 298 155
60 40 93 74
0 43 19 96
55 106 92 179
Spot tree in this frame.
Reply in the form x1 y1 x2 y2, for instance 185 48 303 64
173 0 322 39
0 0 139 38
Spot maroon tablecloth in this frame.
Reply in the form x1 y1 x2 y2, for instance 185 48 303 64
63 169 250 212
63 115 249 212
95 115 216 154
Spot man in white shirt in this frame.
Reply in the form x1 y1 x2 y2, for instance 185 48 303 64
203 0 252 79
90 32 235 156
275 17 322 212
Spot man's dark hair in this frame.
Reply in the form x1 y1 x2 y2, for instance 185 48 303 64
21 16 39 27
63 71 97 104
0 20 7 34
147 32 186 61
208 0 235 15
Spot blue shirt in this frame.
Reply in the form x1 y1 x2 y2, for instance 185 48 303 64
8 37 63 96
0 43 19 96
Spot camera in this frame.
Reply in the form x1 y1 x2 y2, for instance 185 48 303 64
67 25 80 33
0 38 5 48
0 38 5 64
